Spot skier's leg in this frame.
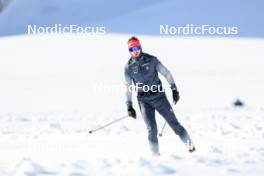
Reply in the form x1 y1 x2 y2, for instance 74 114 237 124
138 101 159 154
154 94 192 144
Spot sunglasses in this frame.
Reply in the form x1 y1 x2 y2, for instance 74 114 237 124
129 46 141 52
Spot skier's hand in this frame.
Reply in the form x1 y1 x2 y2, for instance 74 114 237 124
127 105 136 119
172 89 180 104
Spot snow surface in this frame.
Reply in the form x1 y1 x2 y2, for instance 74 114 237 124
0 0 264 37
0 34 264 176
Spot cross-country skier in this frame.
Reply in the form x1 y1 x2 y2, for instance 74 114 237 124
124 36 195 156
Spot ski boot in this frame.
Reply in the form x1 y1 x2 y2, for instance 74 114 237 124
186 140 196 153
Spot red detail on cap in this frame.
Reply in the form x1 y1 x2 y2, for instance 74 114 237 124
128 40 141 49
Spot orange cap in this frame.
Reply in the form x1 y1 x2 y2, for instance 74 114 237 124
128 40 141 49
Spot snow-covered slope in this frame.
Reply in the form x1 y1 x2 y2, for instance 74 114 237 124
0 0 264 37
0 34 264 175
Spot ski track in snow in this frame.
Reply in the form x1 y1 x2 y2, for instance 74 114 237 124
0 107 264 176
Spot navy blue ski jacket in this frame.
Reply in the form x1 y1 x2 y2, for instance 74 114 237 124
124 53 177 105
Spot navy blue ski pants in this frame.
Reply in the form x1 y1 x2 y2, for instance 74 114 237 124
138 92 191 153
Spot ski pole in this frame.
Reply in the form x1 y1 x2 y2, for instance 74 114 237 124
89 115 129 134
158 121 167 137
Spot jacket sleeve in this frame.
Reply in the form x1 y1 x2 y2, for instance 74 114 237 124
124 67 133 106
155 58 177 89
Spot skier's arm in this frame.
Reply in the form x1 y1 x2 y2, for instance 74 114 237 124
124 68 133 106
156 59 177 89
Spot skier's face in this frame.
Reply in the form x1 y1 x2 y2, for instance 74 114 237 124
129 46 142 58
130 50 141 58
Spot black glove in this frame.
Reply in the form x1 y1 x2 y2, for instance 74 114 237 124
127 105 136 119
172 89 180 104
